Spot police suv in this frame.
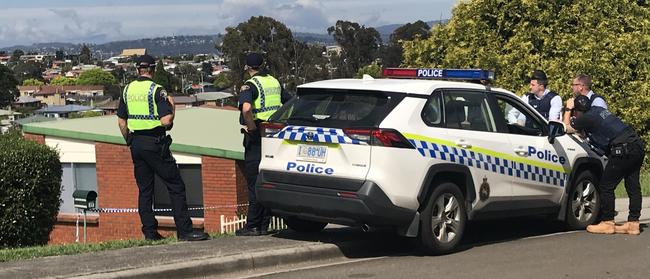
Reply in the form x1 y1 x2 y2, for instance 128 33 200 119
256 69 604 254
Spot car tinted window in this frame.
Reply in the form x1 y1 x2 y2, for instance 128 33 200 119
494 95 545 136
422 92 442 126
271 89 403 128
442 91 496 132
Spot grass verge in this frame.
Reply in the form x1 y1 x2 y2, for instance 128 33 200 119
0 232 228 262
614 172 650 198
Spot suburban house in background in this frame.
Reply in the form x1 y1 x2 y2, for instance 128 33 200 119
22 107 248 244
19 85 105 106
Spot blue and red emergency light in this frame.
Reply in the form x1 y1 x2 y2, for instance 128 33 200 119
382 68 495 81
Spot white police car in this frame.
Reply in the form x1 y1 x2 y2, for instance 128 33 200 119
256 69 604 254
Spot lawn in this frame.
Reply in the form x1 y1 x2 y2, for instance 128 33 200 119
0 233 228 262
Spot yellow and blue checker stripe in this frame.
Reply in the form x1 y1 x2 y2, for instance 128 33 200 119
270 126 366 145
406 135 567 187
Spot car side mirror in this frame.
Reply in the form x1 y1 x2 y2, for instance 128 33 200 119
548 121 566 144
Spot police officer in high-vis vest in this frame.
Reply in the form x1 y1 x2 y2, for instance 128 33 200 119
568 95 644 235
117 54 208 241
236 52 291 236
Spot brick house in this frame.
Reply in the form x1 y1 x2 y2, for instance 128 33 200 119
22 107 248 244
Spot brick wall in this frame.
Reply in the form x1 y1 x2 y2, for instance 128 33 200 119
45 141 244 244
23 133 45 144
95 142 143 241
201 156 247 232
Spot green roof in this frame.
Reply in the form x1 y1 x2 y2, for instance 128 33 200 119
22 107 244 160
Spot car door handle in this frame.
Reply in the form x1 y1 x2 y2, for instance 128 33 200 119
456 140 472 149
514 147 529 156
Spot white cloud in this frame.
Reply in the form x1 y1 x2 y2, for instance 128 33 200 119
0 0 455 48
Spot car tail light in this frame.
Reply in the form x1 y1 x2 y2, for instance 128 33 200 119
260 122 286 137
343 128 414 149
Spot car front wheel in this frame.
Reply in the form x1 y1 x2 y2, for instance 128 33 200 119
566 171 600 230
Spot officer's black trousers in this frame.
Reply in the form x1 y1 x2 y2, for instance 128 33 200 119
243 132 271 231
599 140 645 221
130 135 193 237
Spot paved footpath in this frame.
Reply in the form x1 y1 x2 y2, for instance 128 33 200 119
1 197 648 279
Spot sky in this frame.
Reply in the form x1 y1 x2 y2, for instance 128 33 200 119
0 0 457 48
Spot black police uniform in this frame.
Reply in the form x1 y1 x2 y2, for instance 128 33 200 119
571 104 645 222
117 76 205 241
525 91 559 127
238 70 291 234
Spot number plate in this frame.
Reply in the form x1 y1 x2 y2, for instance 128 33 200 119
297 144 328 163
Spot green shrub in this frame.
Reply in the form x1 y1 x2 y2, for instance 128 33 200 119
0 130 62 247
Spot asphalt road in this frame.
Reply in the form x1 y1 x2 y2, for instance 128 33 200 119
243 218 650 279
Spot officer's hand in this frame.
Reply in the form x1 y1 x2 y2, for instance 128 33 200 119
566 98 575 110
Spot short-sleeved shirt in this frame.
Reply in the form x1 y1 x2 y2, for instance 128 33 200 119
238 71 292 125
586 90 608 110
117 76 172 135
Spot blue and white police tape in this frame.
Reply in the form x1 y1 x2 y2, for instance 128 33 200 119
86 203 249 213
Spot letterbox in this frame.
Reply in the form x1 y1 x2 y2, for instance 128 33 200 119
73 190 97 210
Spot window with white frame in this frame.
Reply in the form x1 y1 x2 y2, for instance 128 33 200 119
59 163 98 214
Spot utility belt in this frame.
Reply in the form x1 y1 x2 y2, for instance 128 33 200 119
610 128 643 158
241 120 263 147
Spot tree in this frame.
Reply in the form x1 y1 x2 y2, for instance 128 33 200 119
55 49 65 60
50 76 77 85
153 59 174 92
12 62 44 84
219 16 296 93
10 49 24 62
175 64 201 94
382 20 430 67
79 44 92 65
354 62 382 79
213 72 232 90
77 68 117 86
327 21 382 77
22 78 44 86
0 65 19 107
402 0 650 153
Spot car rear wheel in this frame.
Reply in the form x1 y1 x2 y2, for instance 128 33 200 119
284 217 327 233
566 171 600 230
419 182 467 255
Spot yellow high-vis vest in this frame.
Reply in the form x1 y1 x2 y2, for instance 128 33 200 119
246 75 282 121
123 80 164 131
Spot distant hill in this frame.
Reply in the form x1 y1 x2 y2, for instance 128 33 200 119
0 20 448 56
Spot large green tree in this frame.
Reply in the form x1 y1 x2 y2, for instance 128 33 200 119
12 62 44 84
327 21 382 77
77 68 117 86
219 16 296 93
10 49 24 62
402 0 650 147
382 20 431 67
153 59 174 92
0 65 19 107
79 44 92 65
50 76 77 86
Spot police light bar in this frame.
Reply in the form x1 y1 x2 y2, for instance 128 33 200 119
383 68 495 81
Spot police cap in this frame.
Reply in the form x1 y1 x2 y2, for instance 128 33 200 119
135 54 156 69
245 52 264 68
574 95 592 112
530 70 548 81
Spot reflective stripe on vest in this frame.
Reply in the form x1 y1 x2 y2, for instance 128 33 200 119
247 75 282 121
123 80 162 131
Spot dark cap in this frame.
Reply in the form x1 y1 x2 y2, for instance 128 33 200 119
245 52 264 68
135 54 156 68
574 95 592 112
530 70 548 81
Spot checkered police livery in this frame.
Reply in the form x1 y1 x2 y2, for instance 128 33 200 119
408 138 567 187
257 70 605 255
269 126 366 145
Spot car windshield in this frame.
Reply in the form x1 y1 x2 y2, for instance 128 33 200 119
270 88 402 128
